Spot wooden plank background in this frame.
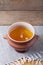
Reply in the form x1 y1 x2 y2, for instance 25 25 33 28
0 11 43 26
0 0 43 25
0 0 43 10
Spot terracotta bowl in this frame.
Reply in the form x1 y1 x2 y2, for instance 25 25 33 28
3 22 39 52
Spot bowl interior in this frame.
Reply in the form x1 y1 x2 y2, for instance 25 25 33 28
7 22 35 43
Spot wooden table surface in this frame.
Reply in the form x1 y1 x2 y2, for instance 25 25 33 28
0 0 43 11
0 11 43 26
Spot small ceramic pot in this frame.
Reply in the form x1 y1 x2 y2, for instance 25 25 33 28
3 22 39 52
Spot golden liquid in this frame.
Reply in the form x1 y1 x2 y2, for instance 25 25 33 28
9 26 33 41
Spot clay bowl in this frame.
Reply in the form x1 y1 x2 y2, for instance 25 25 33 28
3 22 39 52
